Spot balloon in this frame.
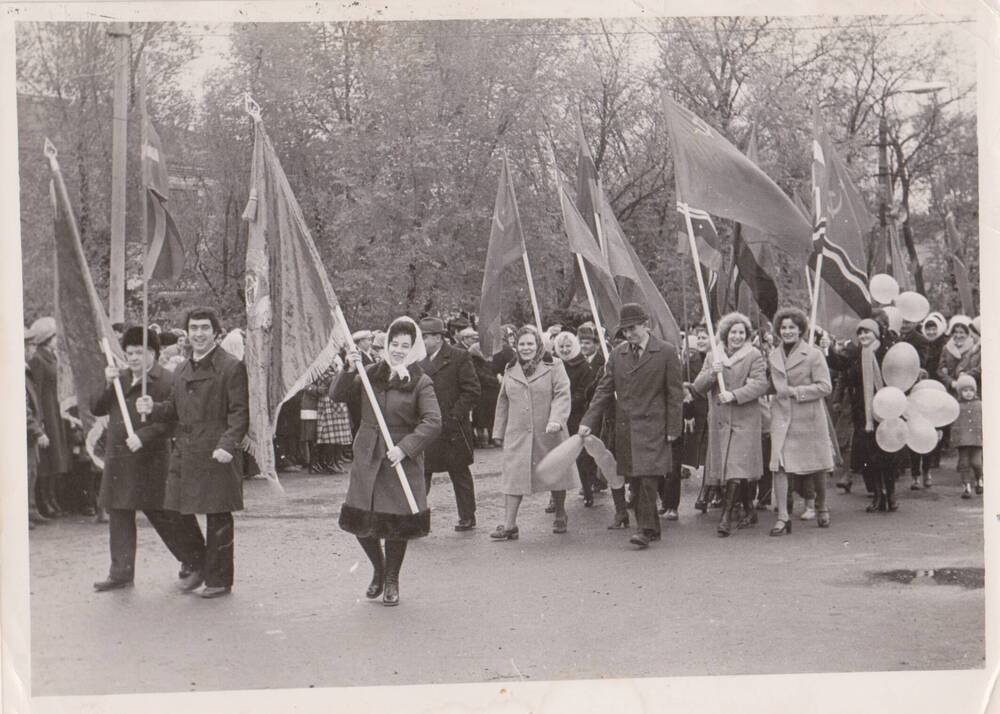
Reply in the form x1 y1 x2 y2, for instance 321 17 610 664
534 433 582 489
905 414 939 454
896 291 930 323
882 306 903 334
870 273 900 304
881 342 921 391
911 379 946 393
876 417 908 452
872 386 908 421
906 389 961 427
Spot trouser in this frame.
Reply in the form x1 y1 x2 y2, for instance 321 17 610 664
633 476 661 536
578 451 598 500
957 447 983 485
910 445 939 477
27 448 39 514
193 513 235 588
755 437 772 505
425 466 476 521
107 508 206 582
658 442 683 510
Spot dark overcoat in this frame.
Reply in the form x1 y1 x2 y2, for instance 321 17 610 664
421 343 480 472
693 345 769 482
29 346 72 476
579 334 684 477
92 364 175 511
151 347 249 514
561 354 598 434
333 362 441 538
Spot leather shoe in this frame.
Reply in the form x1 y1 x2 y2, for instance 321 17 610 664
93 578 133 592
664 508 678 521
383 578 399 606
178 570 205 593
454 518 476 532
200 586 232 599
629 533 651 549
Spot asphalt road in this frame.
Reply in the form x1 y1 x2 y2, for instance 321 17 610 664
28 448 985 696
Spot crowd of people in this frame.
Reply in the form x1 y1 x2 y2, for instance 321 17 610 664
22 296 983 606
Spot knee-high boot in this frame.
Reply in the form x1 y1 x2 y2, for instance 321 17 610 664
383 539 407 606
608 487 629 529
357 536 384 599
717 480 739 537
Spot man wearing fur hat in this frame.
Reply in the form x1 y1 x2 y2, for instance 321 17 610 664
577 303 684 549
91 327 207 592
419 316 481 531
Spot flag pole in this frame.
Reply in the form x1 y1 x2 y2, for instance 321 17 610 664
139 54 149 420
335 305 419 515
808 169 824 345
575 255 610 362
680 203 726 392
101 338 136 439
681 260 690 383
503 150 544 335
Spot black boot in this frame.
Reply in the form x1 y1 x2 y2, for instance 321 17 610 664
717 481 739 537
383 539 407 607
607 487 629 529
737 480 758 528
357 536 384 599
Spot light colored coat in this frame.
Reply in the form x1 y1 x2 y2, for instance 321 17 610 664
493 358 577 495
693 344 768 483
768 341 835 474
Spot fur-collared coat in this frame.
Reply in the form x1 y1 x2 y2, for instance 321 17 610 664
768 341 835 475
493 357 577 495
693 344 769 482
333 361 441 539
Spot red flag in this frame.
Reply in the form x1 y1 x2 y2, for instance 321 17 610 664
45 139 123 447
479 154 529 356
944 207 976 315
663 95 812 260
242 115 351 482
811 109 874 339
142 115 184 285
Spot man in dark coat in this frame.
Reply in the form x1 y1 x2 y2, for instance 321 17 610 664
419 317 481 531
91 327 207 592
25 329 49 528
137 307 249 598
578 303 684 549
28 317 72 517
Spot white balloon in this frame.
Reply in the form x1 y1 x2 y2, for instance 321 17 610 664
876 417 908 452
911 379 946 393
882 306 903 334
872 386 908 421
870 274 900 304
905 414 939 454
882 342 921 391
896 291 931 323
906 389 961 428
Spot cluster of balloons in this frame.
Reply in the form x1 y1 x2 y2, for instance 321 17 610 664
871 342 960 453
869 274 931 330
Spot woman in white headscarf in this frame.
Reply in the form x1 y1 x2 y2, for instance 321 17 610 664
332 317 442 606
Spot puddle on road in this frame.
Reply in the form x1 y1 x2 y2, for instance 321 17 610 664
869 567 984 589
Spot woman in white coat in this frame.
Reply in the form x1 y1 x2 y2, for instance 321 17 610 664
490 326 577 540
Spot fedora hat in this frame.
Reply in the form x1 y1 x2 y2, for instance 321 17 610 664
615 303 649 333
419 316 448 336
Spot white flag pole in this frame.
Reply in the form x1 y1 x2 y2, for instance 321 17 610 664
101 338 135 439
680 204 726 392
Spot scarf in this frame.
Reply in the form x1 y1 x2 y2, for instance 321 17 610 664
384 316 426 381
861 339 884 431
722 342 755 367
518 350 545 377
944 336 974 361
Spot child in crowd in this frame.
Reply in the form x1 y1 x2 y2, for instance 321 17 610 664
952 374 983 499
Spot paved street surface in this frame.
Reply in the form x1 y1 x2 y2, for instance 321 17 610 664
29 448 984 695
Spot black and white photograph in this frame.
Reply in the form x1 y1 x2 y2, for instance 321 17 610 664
1 1 997 712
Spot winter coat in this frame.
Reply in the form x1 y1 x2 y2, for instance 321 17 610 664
28 346 72 476
768 341 835 474
421 343 481 472
150 347 250 514
923 334 948 378
693 344 769 482
92 364 175 511
333 362 441 537
561 354 598 434
493 357 577 495
937 339 979 392
580 334 684 477
680 349 710 468
951 398 982 448
25 365 44 476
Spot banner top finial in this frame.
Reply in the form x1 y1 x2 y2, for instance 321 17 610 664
244 93 262 120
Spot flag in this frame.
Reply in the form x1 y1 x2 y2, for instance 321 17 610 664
944 207 976 315
575 117 601 240
598 191 682 345
557 174 621 330
479 154 529 356
45 139 123 455
726 127 779 320
663 95 812 260
675 206 724 323
811 109 875 339
142 115 184 285
887 221 914 291
242 116 351 482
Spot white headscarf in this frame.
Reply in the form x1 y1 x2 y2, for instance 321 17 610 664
552 331 581 361
385 316 426 381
